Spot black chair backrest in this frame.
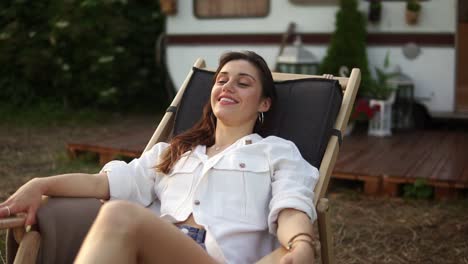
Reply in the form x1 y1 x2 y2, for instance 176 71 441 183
173 68 343 168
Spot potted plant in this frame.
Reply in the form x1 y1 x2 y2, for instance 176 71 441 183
406 0 421 25
367 52 398 136
346 98 380 136
368 0 382 24
159 0 177 15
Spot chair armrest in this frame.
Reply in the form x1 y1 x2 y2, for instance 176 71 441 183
0 216 26 229
255 247 288 264
4 198 101 264
0 196 53 230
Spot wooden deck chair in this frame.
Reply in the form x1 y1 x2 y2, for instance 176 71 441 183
1 58 360 264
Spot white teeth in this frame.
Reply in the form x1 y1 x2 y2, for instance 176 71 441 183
220 97 236 103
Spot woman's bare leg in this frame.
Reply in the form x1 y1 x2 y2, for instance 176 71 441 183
74 200 217 264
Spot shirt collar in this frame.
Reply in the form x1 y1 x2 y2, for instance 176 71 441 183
217 133 263 149
192 133 263 158
242 133 263 145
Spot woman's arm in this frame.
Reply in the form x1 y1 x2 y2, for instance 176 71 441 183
264 138 319 263
277 208 316 264
0 173 109 225
36 173 109 199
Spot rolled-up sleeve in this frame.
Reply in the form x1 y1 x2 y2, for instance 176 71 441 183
100 142 169 206
267 138 319 235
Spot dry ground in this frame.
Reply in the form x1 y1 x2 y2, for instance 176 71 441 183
0 115 467 263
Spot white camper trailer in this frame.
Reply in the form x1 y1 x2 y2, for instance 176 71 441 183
162 0 468 119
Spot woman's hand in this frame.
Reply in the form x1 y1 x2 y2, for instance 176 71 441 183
0 178 45 225
279 243 315 264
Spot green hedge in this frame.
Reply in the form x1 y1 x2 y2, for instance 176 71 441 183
0 0 167 111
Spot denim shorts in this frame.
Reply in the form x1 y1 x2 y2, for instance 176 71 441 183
178 225 206 250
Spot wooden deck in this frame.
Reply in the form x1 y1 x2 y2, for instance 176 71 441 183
67 129 468 198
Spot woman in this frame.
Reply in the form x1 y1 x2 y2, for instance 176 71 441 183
0 51 318 264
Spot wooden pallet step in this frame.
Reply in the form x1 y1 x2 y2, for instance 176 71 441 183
332 172 382 196
67 143 143 165
382 176 467 199
332 173 468 199
67 129 152 165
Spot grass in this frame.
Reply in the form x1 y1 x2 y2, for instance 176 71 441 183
52 152 102 174
0 103 104 127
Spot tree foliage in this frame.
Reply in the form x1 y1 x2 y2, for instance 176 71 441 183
0 0 167 111
319 0 373 96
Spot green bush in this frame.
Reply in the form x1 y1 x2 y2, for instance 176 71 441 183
319 0 373 96
0 0 167 112
403 179 433 199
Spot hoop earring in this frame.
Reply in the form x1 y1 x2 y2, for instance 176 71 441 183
258 112 264 125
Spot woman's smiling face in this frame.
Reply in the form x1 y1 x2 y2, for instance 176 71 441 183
211 59 271 127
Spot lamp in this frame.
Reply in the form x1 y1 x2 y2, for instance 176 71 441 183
387 66 415 130
276 36 319 75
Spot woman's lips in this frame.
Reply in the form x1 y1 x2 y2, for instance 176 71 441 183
218 96 238 105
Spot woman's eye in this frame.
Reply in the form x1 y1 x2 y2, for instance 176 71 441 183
217 80 227 84
238 83 249 87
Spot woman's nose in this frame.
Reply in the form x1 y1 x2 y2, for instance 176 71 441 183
222 81 234 92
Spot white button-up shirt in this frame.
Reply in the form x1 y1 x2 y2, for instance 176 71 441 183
101 134 318 264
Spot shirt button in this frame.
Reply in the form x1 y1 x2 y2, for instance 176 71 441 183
239 163 246 168
194 200 200 205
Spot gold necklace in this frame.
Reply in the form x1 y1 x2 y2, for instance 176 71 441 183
212 144 228 151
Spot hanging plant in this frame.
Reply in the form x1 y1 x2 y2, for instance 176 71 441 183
368 0 382 24
159 0 177 15
406 0 422 25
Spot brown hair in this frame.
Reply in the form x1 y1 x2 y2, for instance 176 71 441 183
155 51 276 174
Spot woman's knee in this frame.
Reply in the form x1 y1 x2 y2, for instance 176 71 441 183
95 200 143 234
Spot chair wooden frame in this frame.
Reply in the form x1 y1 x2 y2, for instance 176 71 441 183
1 58 360 264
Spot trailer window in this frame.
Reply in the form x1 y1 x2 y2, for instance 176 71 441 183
194 0 269 19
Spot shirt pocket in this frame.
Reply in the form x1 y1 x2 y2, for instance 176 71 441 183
159 156 199 215
211 154 271 228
